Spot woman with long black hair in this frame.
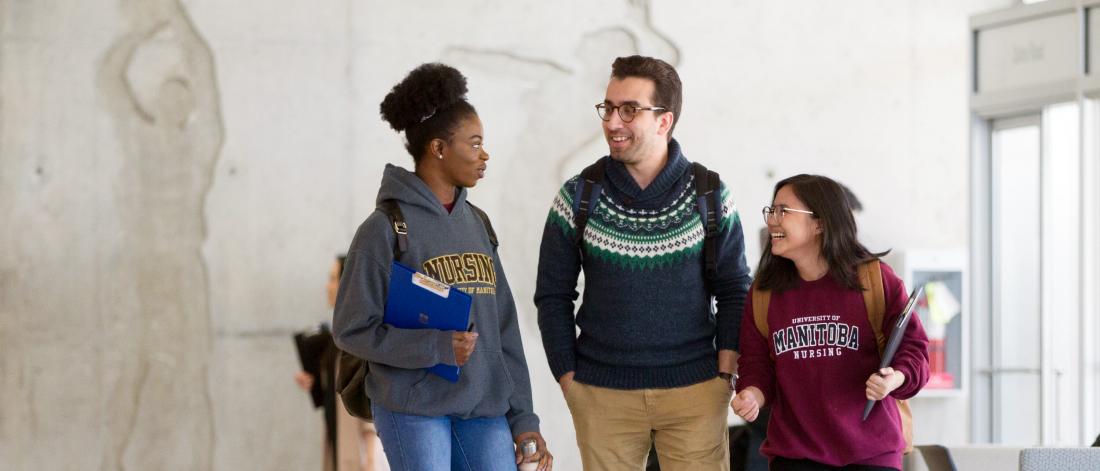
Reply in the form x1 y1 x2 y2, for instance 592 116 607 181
732 174 929 471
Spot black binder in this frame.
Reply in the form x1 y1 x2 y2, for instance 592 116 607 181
293 324 332 408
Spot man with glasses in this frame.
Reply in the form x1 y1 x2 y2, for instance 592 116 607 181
535 55 752 470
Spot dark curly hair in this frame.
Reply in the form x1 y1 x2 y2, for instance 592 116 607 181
379 63 478 161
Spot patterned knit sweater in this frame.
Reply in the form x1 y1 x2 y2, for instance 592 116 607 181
534 139 752 389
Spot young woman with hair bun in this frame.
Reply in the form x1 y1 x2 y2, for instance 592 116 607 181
332 63 552 471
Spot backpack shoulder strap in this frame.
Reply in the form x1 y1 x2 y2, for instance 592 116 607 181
572 160 606 253
693 162 722 281
751 283 771 339
377 199 407 258
751 283 775 359
466 202 499 248
858 259 887 354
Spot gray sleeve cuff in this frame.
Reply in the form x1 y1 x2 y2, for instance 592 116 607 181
435 330 456 365
507 413 541 437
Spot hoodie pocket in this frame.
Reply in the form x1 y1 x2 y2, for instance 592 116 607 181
401 369 431 410
403 349 515 418
476 351 516 413
496 351 516 393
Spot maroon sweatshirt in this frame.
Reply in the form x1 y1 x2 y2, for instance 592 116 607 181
736 262 929 470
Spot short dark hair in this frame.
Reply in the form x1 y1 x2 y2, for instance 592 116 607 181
379 63 478 162
755 174 888 292
610 55 682 138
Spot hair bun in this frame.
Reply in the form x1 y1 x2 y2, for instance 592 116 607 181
379 63 468 132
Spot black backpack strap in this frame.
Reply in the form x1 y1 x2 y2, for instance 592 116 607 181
377 199 408 258
693 162 721 283
573 160 606 256
466 202 499 248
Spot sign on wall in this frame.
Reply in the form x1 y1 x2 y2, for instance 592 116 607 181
976 13 1077 94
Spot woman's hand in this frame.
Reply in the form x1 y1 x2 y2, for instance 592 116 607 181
514 431 553 471
730 386 765 422
294 371 314 391
451 331 479 366
865 367 905 401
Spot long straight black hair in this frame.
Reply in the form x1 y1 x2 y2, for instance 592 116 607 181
755 174 888 293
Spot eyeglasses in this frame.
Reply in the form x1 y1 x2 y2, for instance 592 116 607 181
762 205 814 224
595 103 667 123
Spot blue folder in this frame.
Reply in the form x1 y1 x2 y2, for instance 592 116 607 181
383 261 472 382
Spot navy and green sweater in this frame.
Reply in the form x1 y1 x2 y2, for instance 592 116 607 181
534 139 752 389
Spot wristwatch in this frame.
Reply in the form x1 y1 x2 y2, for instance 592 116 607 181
718 372 739 389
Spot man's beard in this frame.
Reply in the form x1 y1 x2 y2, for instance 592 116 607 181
608 139 640 163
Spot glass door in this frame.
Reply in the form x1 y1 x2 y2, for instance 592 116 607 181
990 115 1042 446
985 102 1084 446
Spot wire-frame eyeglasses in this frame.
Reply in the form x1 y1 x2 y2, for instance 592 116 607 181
762 205 815 224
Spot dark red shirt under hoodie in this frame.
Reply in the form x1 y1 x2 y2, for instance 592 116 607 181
737 262 929 470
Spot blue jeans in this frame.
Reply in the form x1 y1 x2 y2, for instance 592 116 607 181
371 405 518 471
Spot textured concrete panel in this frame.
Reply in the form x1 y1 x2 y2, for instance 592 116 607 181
2 1 127 468
94 1 221 469
1 0 221 469
208 335 322 471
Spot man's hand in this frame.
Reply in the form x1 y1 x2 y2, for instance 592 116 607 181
731 386 765 422
514 431 553 471
451 331 479 366
865 367 905 401
558 371 575 396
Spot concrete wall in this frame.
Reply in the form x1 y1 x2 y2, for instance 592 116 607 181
0 0 1011 469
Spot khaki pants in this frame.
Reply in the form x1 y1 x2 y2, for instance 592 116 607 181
565 377 733 471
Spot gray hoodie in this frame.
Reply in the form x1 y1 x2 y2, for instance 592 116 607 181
332 164 539 436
